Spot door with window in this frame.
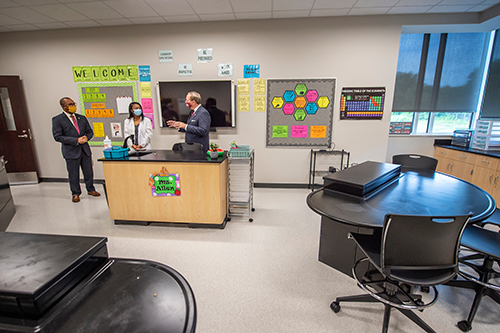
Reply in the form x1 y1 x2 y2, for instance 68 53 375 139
0 76 39 184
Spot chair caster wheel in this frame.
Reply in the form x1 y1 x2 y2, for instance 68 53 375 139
330 301 340 313
251 208 255 212
249 218 253 222
457 320 472 332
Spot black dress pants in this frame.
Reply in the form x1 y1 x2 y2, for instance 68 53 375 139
65 152 95 195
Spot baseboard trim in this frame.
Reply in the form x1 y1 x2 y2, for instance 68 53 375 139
40 178 106 185
254 183 309 189
39 178 306 189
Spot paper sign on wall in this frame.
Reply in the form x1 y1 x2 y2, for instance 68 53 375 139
116 96 132 114
159 50 173 63
178 64 193 76
140 82 152 98
110 122 122 138
197 48 213 63
218 63 233 77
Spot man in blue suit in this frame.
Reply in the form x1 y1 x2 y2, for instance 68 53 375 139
52 97 100 203
167 91 211 151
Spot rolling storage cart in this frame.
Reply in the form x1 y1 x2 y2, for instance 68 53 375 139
228 146 254 222
309 149 350 191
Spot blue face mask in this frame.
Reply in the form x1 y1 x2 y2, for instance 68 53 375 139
133 109 142 116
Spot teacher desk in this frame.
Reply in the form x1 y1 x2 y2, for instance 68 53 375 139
99 150 228 228
306 164 496 277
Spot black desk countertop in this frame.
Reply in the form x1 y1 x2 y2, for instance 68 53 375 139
0 232 196 333
98 149 227 163
307 168 496 228
434 143 500 159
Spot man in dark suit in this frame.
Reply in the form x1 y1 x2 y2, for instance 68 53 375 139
52 97 100 203
166 91 211 151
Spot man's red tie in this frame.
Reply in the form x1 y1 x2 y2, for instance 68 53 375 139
70 114 80 134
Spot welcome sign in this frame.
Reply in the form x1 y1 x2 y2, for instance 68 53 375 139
149 167 181 197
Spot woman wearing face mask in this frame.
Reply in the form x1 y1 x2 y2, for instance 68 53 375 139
123 102 153 151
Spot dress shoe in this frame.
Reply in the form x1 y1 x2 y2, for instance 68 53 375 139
88 191 101 197
72 195 80 203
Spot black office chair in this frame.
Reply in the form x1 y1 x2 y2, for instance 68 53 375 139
172 142 203 151
331 214 471 333
392 154 438 171
445 224 500 332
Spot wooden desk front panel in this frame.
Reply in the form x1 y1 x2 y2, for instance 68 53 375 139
103 160 227 224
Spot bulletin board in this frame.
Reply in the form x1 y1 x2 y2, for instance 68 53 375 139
266 78 335 147
77 82 138 145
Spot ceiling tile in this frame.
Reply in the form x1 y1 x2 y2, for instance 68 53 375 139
57 0 97 2
273 10 310 18
273 0 315 11
387 6 432 14
0 7 56 23
355 0 398 7
2 24 39 31
145 0 195 16
13 0 57 5
468 5 493 11
129 16 166 24
188 0 233 14
31 4 89 21
439 0 483 5
66 2 124 20
96 18 133 26
313 0 356 10
310 8 350 16
235 12 272 19
427 5 476 13
63 20 102 28
163 15 200 23
397 0 440 5
34 22 71 29
0 11 23 24
199 13 236 21
104 0 160 18
0 1 19 9
230 0 271 12
348 7 391 15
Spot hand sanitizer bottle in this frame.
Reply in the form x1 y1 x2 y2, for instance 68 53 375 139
103 136 112 149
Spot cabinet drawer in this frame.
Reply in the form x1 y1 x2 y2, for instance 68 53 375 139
434 147 452 158
455 151 477 164
475 155 499 170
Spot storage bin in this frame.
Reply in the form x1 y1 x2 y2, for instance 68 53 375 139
104 147 129 159
229 145 251 158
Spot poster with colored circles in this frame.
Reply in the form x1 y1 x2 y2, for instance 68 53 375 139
340 87 385 120
266 78 335 147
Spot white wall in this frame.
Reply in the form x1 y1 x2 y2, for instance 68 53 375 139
0 14 493 184
386 135 451 163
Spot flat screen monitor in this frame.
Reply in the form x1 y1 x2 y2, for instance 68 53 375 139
156 80 235 128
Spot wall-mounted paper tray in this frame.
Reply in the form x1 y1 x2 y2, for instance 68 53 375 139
323 161 401 197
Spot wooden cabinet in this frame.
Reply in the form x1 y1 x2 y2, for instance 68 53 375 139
434 147 499 207
434 147 475 182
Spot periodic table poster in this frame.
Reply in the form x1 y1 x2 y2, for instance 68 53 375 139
340 87 385 120
266 78 335 147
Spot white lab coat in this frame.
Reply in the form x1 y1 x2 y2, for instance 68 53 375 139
123 117 153 150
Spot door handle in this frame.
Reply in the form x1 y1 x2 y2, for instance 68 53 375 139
18 134 28 138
